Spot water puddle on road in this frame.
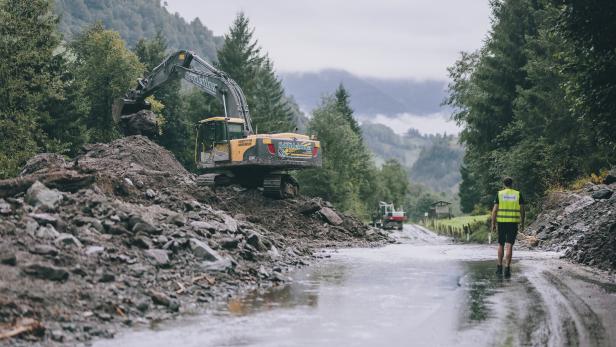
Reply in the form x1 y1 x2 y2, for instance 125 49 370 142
95 225 563 347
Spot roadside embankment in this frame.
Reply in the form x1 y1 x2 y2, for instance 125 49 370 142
524 176 616 271
0 136 390 345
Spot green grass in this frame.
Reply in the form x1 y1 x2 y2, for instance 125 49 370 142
432 215 490 228
422 214 492 243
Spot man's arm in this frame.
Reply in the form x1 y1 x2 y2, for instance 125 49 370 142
519 204 525 233
491 204 498 232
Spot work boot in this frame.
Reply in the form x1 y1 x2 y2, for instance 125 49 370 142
504 267 511 279
496 265 503 275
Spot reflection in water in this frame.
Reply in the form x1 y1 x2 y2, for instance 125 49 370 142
462 261 504 323
227 282 320 316
226 262 351 316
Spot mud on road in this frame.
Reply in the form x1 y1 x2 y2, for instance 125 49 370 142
93 226 616 347
0 136 391 346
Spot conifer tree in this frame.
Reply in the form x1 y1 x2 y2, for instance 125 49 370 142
252 57 294 133
134 32 167 73
216 12 261 108
335 84 361 136
217 13 295 133
0 0 63 178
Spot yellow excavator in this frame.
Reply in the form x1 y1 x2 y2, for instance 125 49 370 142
114 50 322 198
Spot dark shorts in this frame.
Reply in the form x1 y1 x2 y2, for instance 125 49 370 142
498 222 518 245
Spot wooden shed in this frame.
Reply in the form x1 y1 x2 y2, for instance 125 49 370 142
429 201 452 219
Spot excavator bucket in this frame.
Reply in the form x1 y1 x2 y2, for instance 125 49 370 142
112 98 151 123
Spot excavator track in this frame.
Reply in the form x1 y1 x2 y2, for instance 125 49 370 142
263 174 299 199
196 173 233 187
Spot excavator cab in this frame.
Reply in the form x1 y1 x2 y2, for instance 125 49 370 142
196 117 246 165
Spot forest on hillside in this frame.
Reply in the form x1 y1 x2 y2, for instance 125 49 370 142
447 0 616 214
0 0 418 220
361 123 463 194
54 0 222 61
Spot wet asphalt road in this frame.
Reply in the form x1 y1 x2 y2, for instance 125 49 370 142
95 225 616 347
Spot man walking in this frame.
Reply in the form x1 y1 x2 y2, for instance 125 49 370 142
491 177 525 278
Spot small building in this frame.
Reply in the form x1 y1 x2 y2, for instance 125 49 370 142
429 201 452 219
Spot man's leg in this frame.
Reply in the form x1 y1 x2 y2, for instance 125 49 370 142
496 223 505 275
504 243 513 266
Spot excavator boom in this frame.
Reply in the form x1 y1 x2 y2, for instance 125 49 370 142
114 50 253 133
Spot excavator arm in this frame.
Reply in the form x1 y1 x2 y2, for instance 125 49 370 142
114 50 253 133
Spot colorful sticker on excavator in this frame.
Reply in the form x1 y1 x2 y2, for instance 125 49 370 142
277 142 312 158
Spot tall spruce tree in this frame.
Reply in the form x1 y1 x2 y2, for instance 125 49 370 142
0 0 63 178
217 13 296 133
251 57 294 133
335 84 361 136
134 32 167 73
216 12 261 113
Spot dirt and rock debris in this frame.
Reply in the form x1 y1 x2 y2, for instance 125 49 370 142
524 174 616 271
0 136 391 346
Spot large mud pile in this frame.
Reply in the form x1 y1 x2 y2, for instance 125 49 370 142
0 136 389 345
525 179 616 271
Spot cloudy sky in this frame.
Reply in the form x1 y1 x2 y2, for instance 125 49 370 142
165 0 492 80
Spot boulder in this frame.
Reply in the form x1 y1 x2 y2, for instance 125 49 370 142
30 244 59 256
246 232 267 251
0 198 11 215
73 216 104 233
603 168 616 185
166 213 186 226
20 153 68 175
23 263 69 281
98 272 115 283
220 237 240 250
319 207 343 226
119 110 159 138
85 246 105 256
298 200 321 215
26 181 63 210
145 189 156 199
30 213 59 226
0 249 16 266
131 234 153 249
222 214 238 233
190 221 216 232
144 249 170 267
54 233 83 248
35 224 61 239
592 189 613 200
133 222 159 235
189 238 223 262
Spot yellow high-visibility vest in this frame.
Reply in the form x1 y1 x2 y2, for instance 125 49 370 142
497 188 521 223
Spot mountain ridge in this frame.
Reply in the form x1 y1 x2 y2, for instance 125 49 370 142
280 69 448 117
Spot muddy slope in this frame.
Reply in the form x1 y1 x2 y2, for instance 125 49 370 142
525 180 616 271
0 136 390 345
